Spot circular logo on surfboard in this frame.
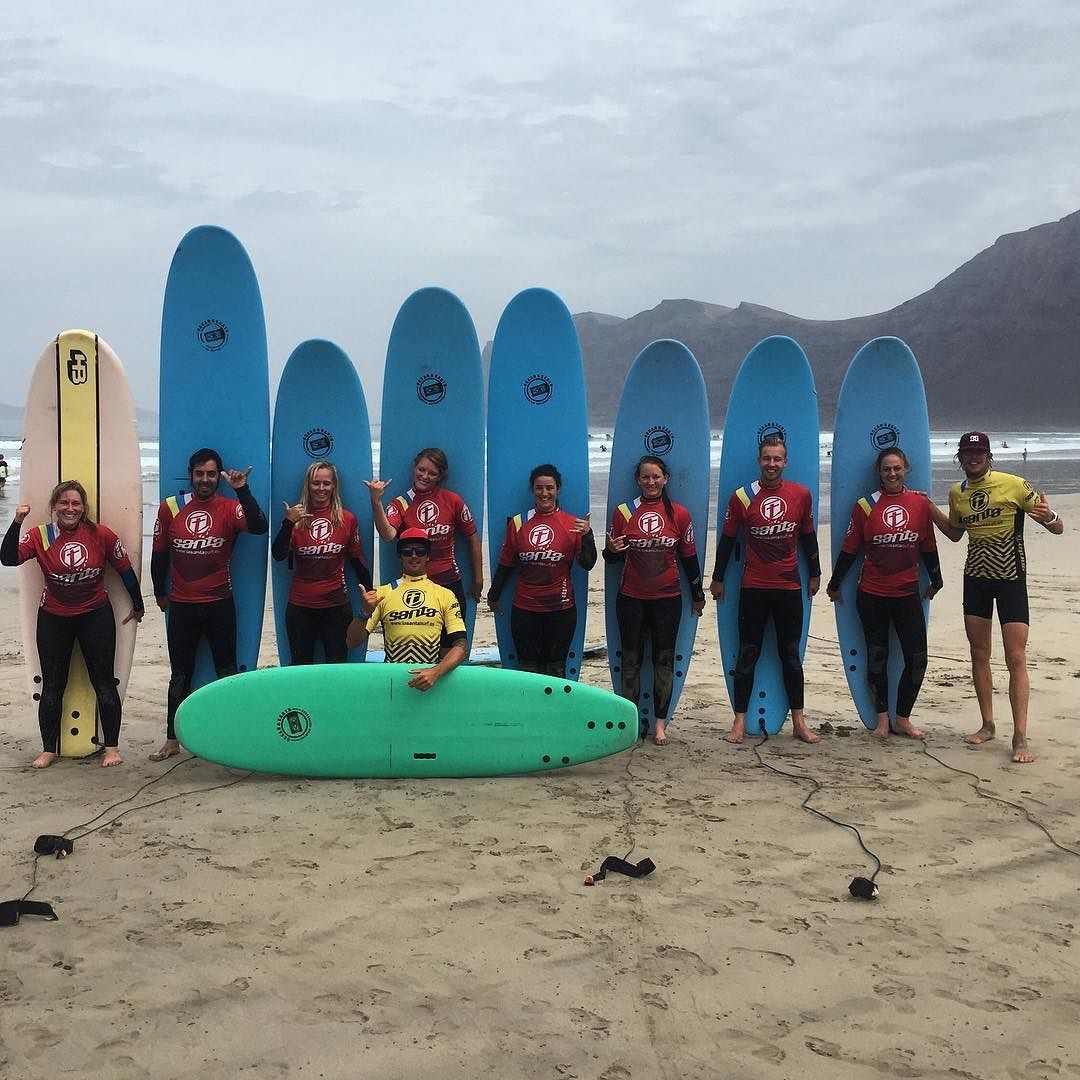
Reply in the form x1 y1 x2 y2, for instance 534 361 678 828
523 374 553 405
756 421 787 447
276 708 312 741
870 423 900 451
196 319 229 352
416 374 447 405
303 428 334 458
643 426 674 455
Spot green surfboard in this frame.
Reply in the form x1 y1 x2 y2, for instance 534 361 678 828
175 665 636 777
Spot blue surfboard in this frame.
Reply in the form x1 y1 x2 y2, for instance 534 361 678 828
160 225 269 685
715 336 819 735
378 288 484 640
271 339 374 665
487 288 590 677
604 340 710 732
830 337 931 729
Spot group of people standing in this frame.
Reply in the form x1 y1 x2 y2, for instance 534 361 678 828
2 430 1063 768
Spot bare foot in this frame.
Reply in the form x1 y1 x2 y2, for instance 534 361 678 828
793 724 821 744
1012 736 1035 764
31 751 58 769
964 724 995 746
102 748 123 767
892 717 925 740
724 718 747 744
870 721 890 739
149 740 181 762
652 721 668 746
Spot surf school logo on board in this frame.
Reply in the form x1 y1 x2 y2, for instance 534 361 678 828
196 319 229 352
276 708 312 742
523 374 553 405
643 426 674 455
870 423 900 451
303 428 333 458
416 373 447 405
66 349 89 386
756 422 787 448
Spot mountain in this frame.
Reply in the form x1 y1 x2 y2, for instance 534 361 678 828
572 211 1080 429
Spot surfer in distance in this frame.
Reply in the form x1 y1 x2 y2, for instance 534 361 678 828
603 455 705 746
149 448 269 762
346 527 467 691
272 460 372 664
710 435 821 744
487 463 596 676
826 448 943 739
927 431 1063 763
365 447 483 632
2 480 144 768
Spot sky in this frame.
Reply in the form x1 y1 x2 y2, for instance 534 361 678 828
3 0 1079 411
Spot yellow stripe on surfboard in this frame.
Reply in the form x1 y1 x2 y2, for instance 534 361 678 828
55 329 101 757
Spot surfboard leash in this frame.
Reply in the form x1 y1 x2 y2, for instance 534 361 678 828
2 756 251 928
750 731 882 900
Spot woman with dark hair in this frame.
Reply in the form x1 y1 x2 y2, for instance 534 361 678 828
828 447 943 738
272 460 372 664
604 455 705 745
365 447 482 616
2 481 144 768
487 463 596 676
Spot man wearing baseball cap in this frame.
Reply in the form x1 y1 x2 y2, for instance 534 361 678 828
345 527 467 691
928 432 1063 762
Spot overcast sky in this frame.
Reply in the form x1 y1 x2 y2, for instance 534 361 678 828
3 1 1078 411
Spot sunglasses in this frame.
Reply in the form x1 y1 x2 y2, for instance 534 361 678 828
398 546 428 557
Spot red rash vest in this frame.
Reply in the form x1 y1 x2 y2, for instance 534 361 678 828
722 479 814 590
609 497 696 600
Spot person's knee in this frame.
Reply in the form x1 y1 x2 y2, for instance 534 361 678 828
780 641 803 675
168 671 192 700
735 642 760 676
92 679 121 712
1004 645 1028 674
867 644 889 677
38 685 64 716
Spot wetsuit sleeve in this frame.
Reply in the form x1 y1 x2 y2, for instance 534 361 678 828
235 485 269 536
921 549 944 592
119 568 145 614
150 550 170 598
711 533 737 581
271 519 294 561
798 530 822 578
487 563 514 603
578 530 597 571
1 518 23 565
679 553 705 602
349 556 373 592
444 630 468 650
828 550 856 591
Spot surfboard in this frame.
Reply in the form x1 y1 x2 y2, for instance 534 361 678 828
270 339 373 665
175 664 636 777
604 339 710 733
159 225 269 686
487 288 590 677
18 331 142 756
379 288 484 639
715 336 819 735
830 336 932 729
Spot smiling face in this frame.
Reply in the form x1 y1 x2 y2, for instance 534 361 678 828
958 447 991 480
397 544 430 573
308 467 335 509
757 442 788 486
412 456 444 493
635 461 668 500
190 459 220 499
531 474 559 513
878 452 909 494
52 487 86 529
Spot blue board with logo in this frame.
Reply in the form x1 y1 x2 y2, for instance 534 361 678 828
160 225 270 686
604 340 710 734
830 336 932 729
486 288 590 677
715 336 818 735
379 288 484 641
270 339 374 665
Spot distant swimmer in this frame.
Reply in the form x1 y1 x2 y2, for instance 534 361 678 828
0 453 7 496
2 481 144 768
600 444 608 453
487 464 596 677
1022 446 1028 462
927 432 1063 763
1002 441 1009 448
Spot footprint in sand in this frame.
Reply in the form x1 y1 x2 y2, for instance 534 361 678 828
873 980 916 1000
805 1036 841 1057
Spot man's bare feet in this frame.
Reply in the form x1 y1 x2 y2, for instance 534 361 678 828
31 751 58 769
149 740 181 762
652 720 668 746
724 717 747 744
1011 735 1035 764
892 717 925 740
871 716 890 739
102 748 123 767
964 724 996 745
793 723 820 744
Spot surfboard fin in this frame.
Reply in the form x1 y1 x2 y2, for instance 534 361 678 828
0 899 59 927
583 856 656 886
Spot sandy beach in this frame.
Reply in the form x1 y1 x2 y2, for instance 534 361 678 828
2 497 1078 1079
